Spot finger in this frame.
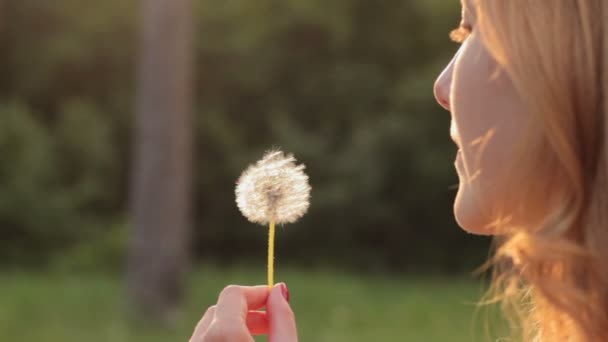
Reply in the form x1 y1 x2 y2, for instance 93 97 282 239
201 321 254 342
215 285 270 323
189 306 216 342
267 283 298 342
246 310 269 335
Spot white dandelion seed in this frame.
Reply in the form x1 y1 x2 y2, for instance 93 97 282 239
235 149 311 288
235 149 311 225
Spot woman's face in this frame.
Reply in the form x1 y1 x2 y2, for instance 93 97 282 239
433 1 534 235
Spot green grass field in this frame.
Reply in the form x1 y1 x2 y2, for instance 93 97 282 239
0 266 504 341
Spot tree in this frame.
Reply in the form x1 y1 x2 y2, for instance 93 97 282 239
127 0 194 322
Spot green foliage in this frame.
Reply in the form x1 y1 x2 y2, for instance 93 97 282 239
0 103 69 263
0 268 505 341
0 101 119 265
0 0 489 270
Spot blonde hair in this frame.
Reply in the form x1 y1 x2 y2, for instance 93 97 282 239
473 0 608 340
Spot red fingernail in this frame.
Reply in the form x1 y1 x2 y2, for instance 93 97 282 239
279 283 290 302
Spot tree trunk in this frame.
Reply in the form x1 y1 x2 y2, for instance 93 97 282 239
127 0 194 322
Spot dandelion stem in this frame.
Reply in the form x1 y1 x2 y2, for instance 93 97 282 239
268 219 276 289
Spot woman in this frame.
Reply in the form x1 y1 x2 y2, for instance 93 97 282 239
190 0 608 340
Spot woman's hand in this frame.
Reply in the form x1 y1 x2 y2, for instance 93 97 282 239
189 283 298 342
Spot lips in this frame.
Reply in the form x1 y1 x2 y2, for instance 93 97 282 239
454 149 463 173
451 134 461 147
450 121 461 147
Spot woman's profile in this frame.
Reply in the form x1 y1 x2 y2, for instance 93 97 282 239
190 1 608 341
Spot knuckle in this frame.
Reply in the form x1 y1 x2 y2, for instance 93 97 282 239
204 305 217 316
219 285 242 299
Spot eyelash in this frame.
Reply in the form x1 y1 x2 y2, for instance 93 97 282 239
449 24 472 43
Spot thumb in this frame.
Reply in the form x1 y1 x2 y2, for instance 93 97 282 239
267 283 298 342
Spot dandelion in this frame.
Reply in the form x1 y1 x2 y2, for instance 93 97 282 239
235 149 311 288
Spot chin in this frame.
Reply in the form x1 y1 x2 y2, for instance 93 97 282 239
453 187 497 236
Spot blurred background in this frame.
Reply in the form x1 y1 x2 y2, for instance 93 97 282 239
0 0 500 341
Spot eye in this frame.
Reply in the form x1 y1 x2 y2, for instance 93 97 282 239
449 23 473 43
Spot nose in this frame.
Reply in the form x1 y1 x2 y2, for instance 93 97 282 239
433 59 454 112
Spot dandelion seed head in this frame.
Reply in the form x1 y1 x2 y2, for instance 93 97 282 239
235 149 311 225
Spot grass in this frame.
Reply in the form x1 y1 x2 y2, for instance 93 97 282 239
0 266 504 341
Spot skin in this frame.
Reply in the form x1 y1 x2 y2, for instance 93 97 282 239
189 284 297 342
434 0 534 234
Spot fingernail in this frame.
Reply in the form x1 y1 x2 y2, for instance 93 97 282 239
279 283 290 302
